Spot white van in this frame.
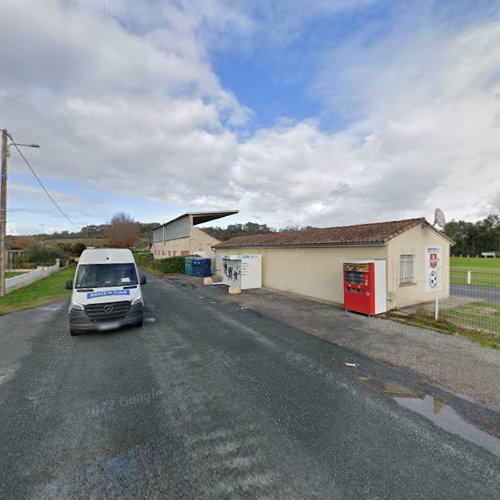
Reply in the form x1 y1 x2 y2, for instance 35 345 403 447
66 248 146 336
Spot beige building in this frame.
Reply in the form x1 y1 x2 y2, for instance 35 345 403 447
152 210 238 259
213 218 453 311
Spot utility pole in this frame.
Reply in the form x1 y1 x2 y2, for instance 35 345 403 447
0 130 40 296
0 129 8 296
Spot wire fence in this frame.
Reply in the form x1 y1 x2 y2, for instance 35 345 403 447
439 267 500 334
395 264 500 335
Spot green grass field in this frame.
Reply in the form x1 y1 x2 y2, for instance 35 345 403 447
450 257 500 287
0 266 75 315
451 257 500 269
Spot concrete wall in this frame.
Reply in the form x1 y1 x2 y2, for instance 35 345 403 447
152 228 220 259
6 262 61 293
152 237 190 258
386 224 450 309
151 227 220 259
189 228 219 258
215 246 387 305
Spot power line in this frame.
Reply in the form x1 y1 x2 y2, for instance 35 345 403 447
8 134 78 228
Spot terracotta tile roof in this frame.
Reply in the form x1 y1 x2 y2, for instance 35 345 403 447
214 217 430 249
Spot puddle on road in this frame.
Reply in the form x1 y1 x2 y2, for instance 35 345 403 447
331 355 500 458
394 394 500 458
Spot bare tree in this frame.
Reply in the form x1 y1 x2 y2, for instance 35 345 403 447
106 212 140 248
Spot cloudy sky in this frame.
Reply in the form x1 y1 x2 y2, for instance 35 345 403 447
1 0 499 234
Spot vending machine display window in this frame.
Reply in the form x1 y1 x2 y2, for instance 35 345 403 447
342 260 386 315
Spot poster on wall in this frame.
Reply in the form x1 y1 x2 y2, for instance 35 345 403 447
425 246 441 292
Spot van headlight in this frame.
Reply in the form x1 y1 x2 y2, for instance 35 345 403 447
131 296 143 306
70 302 84 311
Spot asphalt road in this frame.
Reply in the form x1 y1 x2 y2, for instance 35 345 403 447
451 283 500 303
1 272 499 499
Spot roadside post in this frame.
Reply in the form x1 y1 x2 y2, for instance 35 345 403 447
424 246 442 321
0 129 40 296
0 129 8 296
435 282 439 321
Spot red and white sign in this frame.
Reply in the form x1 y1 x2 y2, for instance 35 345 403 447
425 246 441 291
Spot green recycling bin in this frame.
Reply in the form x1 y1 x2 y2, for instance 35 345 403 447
184 256 195 276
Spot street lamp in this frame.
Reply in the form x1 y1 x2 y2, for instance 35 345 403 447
0 129 41 296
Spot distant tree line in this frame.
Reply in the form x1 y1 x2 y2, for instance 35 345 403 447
14 211 499 258
6 212 154 264
202 222 317 241
444 214 500 256
7 220 160 242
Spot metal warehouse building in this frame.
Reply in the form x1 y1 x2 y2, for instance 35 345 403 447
213 218 453 310
152 210 238 260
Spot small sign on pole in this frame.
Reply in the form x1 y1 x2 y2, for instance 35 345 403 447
425 246 442 320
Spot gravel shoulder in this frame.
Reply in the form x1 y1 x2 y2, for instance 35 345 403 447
174 276 500 409
0 272 499 498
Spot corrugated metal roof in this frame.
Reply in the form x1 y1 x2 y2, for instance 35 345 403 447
153 210 238 230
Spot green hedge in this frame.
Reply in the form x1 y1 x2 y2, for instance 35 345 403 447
154 256 185 273
134 253 186 274
134 252 154 268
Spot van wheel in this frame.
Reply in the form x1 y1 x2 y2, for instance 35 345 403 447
70 328 81 336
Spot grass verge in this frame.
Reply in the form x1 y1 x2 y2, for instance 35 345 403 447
441 301 500 335
0 266 75 315
386 311 500 350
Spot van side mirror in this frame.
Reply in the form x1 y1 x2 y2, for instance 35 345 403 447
65 279 73 290
140 275 147 285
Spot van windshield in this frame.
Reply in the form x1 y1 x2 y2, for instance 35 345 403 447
75 263 138 289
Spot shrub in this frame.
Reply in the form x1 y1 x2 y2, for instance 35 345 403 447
72 242 86 257
133 253 186 274
19 242 65 267
153 256 185 273
134 252 154 268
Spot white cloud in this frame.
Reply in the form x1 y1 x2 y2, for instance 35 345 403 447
309 6 500 224
1 0 499 234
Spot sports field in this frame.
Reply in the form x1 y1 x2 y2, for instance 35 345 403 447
451 256 500 269
450 257 500 287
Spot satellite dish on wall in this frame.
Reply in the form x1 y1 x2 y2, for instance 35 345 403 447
434 208 446 228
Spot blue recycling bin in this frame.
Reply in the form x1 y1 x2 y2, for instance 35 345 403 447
193 258 211 278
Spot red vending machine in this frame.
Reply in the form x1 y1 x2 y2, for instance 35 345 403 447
343 260 387 315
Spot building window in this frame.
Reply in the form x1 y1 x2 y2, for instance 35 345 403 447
400 255 415 285
181 250 189 256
